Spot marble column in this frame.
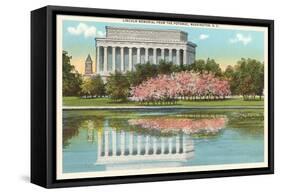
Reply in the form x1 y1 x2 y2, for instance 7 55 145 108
153 137 157 154
182 135 186 153
176 49 180 65
112 130 117 156
161 48 165 61
129 132 134 155
120 131 125 155
137 48 141 64
98 131 102 156
112 47 116 72
145 136 149 155
96 46 100 73
103 46 108 72
161 137 165 154
168 137 173 153
176 135 180 153
137 135 142 155
120 47 124 72
145 47 149 62
169 49 173 62
129 47 132 71
153 48 157 64
183 49 187 65
104 130 109 156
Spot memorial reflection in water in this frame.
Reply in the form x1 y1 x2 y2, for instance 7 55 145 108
63 109 264 173
94 121 194 170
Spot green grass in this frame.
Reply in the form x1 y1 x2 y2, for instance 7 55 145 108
63 97 264 107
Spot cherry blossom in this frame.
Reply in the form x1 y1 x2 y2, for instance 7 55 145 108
130 72 231 103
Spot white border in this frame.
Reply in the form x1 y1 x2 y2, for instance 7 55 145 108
56 15 269 180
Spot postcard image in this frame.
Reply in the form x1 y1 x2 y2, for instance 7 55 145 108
56 15 268 180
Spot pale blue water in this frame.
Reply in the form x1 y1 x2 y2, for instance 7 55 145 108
62 109 264 173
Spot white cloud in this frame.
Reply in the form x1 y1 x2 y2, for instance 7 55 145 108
199 34 209 40
97 31 106 37
67 23 105 38
229 33 252 45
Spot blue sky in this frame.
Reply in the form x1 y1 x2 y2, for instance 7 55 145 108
62 19 264 73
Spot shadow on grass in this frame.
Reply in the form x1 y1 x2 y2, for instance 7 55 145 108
107 100 130 103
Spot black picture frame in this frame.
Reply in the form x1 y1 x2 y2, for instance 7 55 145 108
31 5 274 188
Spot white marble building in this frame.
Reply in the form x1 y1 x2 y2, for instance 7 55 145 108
95 26 196 75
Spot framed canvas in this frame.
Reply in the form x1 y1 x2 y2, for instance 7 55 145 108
31 5 274 188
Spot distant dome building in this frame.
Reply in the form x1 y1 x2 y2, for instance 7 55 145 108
84 54 93 75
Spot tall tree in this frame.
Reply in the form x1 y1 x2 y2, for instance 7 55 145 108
63 51 82 96
256 64 264 100
92 75 105 97
81 75 105 98
106 72 130 101
81 77 93 98
158 60 173 75
187 58 222 76
187 59 205 73
205 58 222 77
127 62 158 86
224 65 234 79
235 58 264 100
223 65 239 95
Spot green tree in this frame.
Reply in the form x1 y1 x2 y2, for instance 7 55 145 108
106 72 130 101
81 75 105 98
92 74 105 97
235 58 264 100
223 65 239 95
63 51 82 96
158 60 173 74
224 65 234 79
187 58 222 77
256 64 264 100
170 64 183 72
81 77 93 98
187 59 205 73
205 58 222 77
127 62 158 86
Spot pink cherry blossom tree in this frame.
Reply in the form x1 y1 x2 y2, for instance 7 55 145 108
130 72 231 104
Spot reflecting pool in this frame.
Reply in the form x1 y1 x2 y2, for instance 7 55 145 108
63 109 264 173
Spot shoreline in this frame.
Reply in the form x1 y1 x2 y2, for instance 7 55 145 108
63 105 264 110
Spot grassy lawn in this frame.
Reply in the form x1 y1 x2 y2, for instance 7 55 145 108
63 96 264 107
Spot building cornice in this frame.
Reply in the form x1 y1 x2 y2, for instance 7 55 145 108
106 26 188 35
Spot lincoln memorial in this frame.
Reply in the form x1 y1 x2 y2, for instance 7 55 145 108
95 26 197 76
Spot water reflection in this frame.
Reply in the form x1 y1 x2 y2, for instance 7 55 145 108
87 121 94 142
128 117 228 134
83 119 194 170
63 109 264 172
